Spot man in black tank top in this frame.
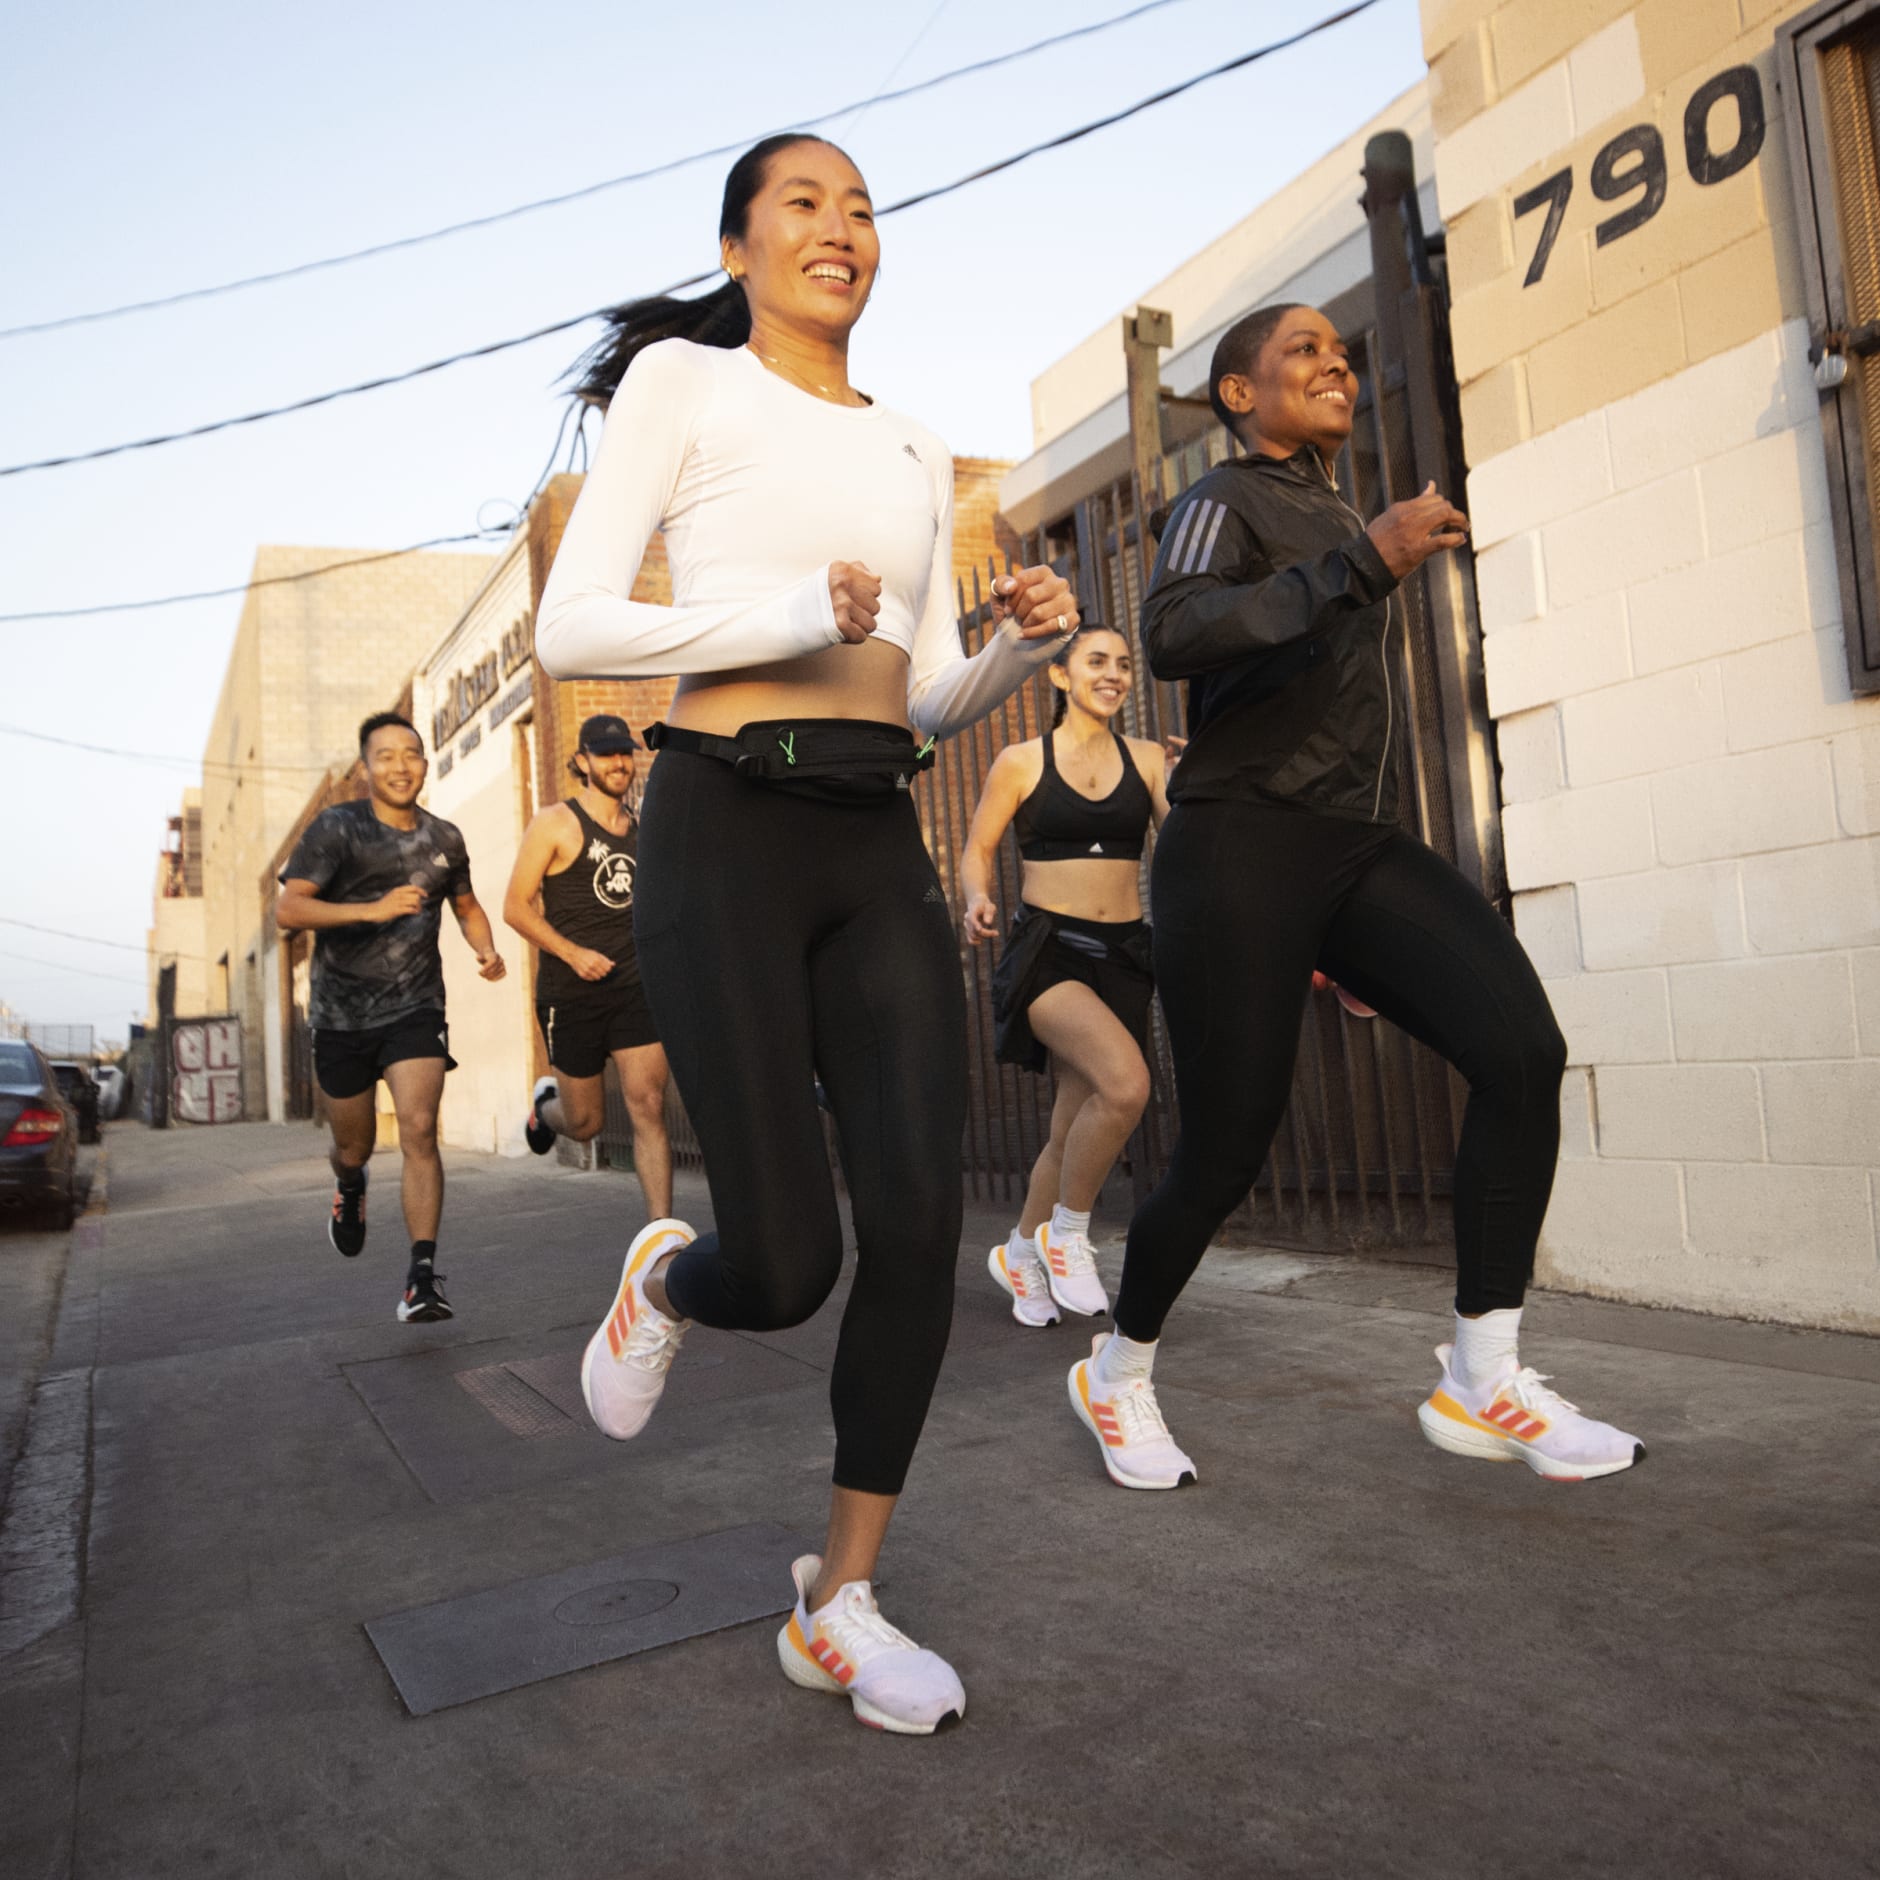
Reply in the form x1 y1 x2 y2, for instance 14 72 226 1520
502 715 671 1221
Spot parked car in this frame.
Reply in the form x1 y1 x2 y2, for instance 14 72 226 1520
50 1061 100 1144
93 1064 126 1121
0 1040 79 1229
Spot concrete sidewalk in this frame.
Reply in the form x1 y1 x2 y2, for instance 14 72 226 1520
1 1120 1875 1879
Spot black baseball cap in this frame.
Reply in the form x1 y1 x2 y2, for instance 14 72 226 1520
577 713 639 753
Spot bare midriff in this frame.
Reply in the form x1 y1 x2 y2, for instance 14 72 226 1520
1019 856 1144 924
668 636 913 734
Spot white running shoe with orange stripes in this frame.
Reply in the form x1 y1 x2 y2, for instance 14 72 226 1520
579 1218 694 1441
776 1555 965 1735
1037 1223 1109 1317
1417 1344 1645 1481
987 1240 1060 1327
1067 1334 1197 1490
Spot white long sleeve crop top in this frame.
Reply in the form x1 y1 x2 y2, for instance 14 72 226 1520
534 339 1065 739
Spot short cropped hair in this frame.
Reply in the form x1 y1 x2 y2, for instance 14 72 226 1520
1207 302 1308 432
359 710 422 757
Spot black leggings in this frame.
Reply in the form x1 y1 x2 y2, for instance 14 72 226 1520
632 748 967 1496
1116 800 1567 1340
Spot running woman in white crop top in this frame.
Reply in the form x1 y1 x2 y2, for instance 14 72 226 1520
536 133 1079 1738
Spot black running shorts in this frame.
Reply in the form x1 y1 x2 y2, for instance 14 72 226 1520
991 906 1155 1073
536 981 659 1079
313 1008 455 1100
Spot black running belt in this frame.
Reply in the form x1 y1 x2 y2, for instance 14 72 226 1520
643 719 936 798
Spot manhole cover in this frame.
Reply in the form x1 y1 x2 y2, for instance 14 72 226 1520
552 1579 682 1628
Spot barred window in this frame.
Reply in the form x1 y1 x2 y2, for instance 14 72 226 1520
1782 0 1880 693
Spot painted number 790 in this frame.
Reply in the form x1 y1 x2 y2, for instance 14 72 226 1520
1515 64 1766 288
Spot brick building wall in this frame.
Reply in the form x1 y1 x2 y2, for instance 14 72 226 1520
1425 0 1880 1326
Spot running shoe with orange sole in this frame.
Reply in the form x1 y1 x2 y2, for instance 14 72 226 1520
776 1554 965 1735
1067 1333 1197 1490
987 1239 1060 1327
1037 1223 1109 1317
579 1218 694 1439
1417 1343 1645 1481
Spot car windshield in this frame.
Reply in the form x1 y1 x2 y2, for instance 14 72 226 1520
0 1043 38 1082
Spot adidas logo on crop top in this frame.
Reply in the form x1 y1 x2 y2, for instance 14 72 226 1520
1012 730 1152 862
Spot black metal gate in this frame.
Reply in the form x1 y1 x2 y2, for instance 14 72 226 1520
914 131 1503 1251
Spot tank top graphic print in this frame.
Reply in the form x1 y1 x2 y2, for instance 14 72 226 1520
536 798 640 999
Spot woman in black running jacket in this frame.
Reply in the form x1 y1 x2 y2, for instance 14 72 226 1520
1061 303 1646 1496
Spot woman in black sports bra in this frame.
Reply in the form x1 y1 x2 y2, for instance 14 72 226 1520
960 623 1170 1329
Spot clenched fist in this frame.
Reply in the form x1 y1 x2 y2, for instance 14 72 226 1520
990 566 1080 642
1365 482 1469 579
962 892 1000 946
373 884 426 922
828 561 883 645
567 946 615 983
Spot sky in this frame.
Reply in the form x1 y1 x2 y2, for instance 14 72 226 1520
0 0 1427 1042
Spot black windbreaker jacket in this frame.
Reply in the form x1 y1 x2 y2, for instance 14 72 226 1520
1142 448 1404 823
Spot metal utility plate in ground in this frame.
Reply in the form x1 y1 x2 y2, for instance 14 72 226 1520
365 1520 814 1716
342 1324 823 1503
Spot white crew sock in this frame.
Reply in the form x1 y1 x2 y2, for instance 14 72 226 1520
1451 1307 1522 1389
540 1094 570 1135
1093 1332 1156 1386
1008 1224 1038 1260
1050 1203 1092 1240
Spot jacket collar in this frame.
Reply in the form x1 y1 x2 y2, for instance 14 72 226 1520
1226 444 1339 484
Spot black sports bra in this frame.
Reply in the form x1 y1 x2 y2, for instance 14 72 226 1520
1013 730 1153 862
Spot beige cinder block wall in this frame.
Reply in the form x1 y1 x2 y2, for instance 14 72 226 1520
1425 0 1880 1328
200 547 494 1116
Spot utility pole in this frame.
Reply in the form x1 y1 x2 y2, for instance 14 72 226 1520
1122 305 1173 528
152 961 175 1129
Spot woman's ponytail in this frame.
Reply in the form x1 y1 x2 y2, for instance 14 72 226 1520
569 279 751 407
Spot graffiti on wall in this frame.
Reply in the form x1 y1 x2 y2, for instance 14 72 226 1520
173 1019 242 1125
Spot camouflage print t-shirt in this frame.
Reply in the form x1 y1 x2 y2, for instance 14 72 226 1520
280 801 473 1030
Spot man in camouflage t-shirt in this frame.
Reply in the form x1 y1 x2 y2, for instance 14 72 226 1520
277 712 506 1323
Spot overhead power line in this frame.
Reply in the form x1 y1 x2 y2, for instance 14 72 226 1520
0 530 502 623
0 0 1194 341
0 917 210 964
0 721 336 777
0 367 586 625
0 4 1381 482
0 946 150 990
840 0 955 138
0 302 626 479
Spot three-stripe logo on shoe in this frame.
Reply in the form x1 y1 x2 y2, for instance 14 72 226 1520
1479 1396 1549 1441
1080 1373 1125 1449
809 1636 854 1686
604 1290 637 1360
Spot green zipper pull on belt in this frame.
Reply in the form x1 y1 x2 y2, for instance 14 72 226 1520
779 731 796 766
